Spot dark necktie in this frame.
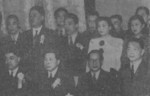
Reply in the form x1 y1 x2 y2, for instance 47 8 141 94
131 65 134 79
48 73 53 85
10 71 14 78
33 30 38 46
92 73 97 84
69 36 73 45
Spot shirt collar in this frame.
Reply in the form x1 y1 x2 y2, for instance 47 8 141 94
91 70 100 80
48 67 58 78
69 32 78 44
33 25 43 36
130 58 142 73
11 33 19 41
9 67 19 77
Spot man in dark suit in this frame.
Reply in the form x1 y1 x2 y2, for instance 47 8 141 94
0 15 24 66
22 6 60 69
80 11 100 53
77 49 112 96
0 46 31 96
120 38 148 96
30 48 75 96
63 13 86 76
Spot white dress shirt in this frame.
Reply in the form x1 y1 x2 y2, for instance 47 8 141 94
68 32 78 44
9 67 19 77
11 33 19 42
91 70 100 80
33 26 42 37
130 58 142 73
48 67 58 78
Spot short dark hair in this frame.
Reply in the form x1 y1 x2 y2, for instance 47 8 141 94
6 14 19 26
54 7 68 18
43 47 60 60
96 16 113 28
4 45 21 57
66 13 79 24
128 38 145 49
30 6 45 16
136 6 149 15
87 11 99 18
110 14 123 22
88 49 104 61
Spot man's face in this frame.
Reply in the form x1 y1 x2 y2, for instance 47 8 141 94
65 18 77 35
87 15 97 32
7 18 19 35
88 53 102 72
29 10 44 28
5 53 20 70
44 53 60 72
131 19 144 35
127 42 144 62
137 9 148 22
56 11 67 27
111 18 122 32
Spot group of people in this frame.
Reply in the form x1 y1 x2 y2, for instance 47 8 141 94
0 5 150 96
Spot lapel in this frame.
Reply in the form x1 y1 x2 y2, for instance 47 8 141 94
32 26 46 47
134 60 147 79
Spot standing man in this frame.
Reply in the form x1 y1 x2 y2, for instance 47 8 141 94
22 6 59 69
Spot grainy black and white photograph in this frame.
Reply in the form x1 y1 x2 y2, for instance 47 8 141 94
0 0 150 96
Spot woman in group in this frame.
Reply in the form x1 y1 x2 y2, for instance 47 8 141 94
88 16 123 72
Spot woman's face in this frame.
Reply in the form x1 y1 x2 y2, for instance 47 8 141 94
97 20 111 36
131 19 144 35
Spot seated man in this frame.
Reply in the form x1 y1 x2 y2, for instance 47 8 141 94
31 48 75 96
0 45 30 96
120 38 148 96
77 49 112 96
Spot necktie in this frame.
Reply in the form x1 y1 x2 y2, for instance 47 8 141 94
48 72 53 86
33 30 38 46
69 36 73 45
131 65 134 79
92 73 97 84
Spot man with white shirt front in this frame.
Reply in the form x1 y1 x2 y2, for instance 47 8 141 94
64 13 86 76
120 38 148 96
0 45 30 96
31 48 75 96
22 6 59 70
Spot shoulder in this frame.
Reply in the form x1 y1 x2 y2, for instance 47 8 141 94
111 36 123 44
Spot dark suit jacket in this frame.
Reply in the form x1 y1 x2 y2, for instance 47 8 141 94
77 70 112 96
120 60 148 96
62 33 87 76
0 33 25 66
0 66 31 96
30 67 75 96
22 26 60 69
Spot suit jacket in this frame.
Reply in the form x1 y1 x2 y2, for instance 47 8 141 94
62 33 87 76
0 66 31 96
22 26 60 69
77 70 112 96
0 33 24 65
120 60 148 96
31 67 75 96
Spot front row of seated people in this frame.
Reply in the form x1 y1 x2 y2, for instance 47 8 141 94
0 37 149 96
